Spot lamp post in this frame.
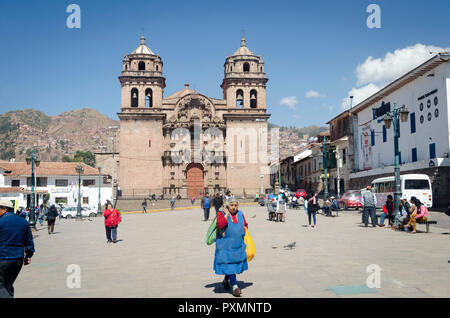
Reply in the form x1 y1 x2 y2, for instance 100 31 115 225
75 165 84 219
383 103 409 217
26 149 40 230
322 136 329 200
97 167 102 215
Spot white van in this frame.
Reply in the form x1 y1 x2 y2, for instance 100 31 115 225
371 174 432 208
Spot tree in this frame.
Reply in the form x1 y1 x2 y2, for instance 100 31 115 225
73 150 95 167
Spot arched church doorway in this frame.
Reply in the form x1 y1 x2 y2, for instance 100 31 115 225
186 163 204 198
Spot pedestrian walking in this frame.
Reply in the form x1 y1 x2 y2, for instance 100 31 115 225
214 196 248 297
213 192 224 214
170 196 175 212
104 202 121 243
190 196 195 205
0 199 35 298
47 204 59 235
142 199 147 214
306 191 318 228
201 192 211 221
361 185 377 227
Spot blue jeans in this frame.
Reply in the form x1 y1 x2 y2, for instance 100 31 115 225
225 274 237 286
307 210 316 225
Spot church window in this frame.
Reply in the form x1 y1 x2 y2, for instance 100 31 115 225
230 66 233 72
243 62 250 72
149 140 151 147
145 88 153 107
156 65 159 71
131 88 139 107
138 61 145 70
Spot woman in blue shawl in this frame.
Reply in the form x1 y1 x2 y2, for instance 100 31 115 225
213 196 248 297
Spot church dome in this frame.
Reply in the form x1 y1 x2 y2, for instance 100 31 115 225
132 34 155 55
232 37 254 56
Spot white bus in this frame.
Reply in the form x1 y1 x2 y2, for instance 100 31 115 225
371 174 432 209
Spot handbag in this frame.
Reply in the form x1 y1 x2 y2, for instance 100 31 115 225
244 227 255 262
205 214 217 245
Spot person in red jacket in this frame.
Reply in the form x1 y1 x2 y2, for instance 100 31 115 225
378 195 394 227
104 201 121 243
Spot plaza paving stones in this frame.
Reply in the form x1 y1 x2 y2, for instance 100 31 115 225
14 206 450 298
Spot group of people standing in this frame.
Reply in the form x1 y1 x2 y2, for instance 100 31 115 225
361 186 428 233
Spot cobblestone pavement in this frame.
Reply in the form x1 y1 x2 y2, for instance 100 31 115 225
14 205 450 298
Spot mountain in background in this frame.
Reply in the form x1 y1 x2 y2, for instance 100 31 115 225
0 108 118 162
0 108 328 162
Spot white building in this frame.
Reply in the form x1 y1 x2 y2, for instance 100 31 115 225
0 161 113 210
348 52 450 207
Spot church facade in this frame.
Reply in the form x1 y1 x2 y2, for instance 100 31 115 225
118 35 271 198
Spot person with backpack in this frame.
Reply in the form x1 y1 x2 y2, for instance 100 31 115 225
306 191 318 228
406 196 428 233
201 193 211 221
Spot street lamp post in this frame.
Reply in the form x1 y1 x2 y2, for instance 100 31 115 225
75 165 84 219
383 103 409 218
97 167 102 215
322 137 329 200
26 149 40 230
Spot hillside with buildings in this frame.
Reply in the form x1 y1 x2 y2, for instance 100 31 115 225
0 108 118 162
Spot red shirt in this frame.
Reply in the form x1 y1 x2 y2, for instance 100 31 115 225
217 210 248 229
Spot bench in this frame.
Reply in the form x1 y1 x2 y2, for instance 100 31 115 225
417 220 437 233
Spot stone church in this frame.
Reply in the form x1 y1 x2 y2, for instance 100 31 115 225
118 35 271 198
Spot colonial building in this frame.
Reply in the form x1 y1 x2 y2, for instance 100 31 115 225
0 161 112 209
117 35 271 198
348 52 450 207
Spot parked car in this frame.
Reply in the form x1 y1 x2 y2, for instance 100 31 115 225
338 190 363 210
296 189 307 198
62 206 98 219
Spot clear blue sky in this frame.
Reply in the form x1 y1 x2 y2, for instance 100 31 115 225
0 0 449 127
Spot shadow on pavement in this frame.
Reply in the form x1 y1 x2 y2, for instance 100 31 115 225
204 281 253 294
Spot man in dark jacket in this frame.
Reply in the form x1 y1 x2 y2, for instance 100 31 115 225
212 193 224 214
47 204 59 234
0 199 35 298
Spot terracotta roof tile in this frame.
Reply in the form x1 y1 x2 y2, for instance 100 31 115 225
0 187 25 193
0 161 101 177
